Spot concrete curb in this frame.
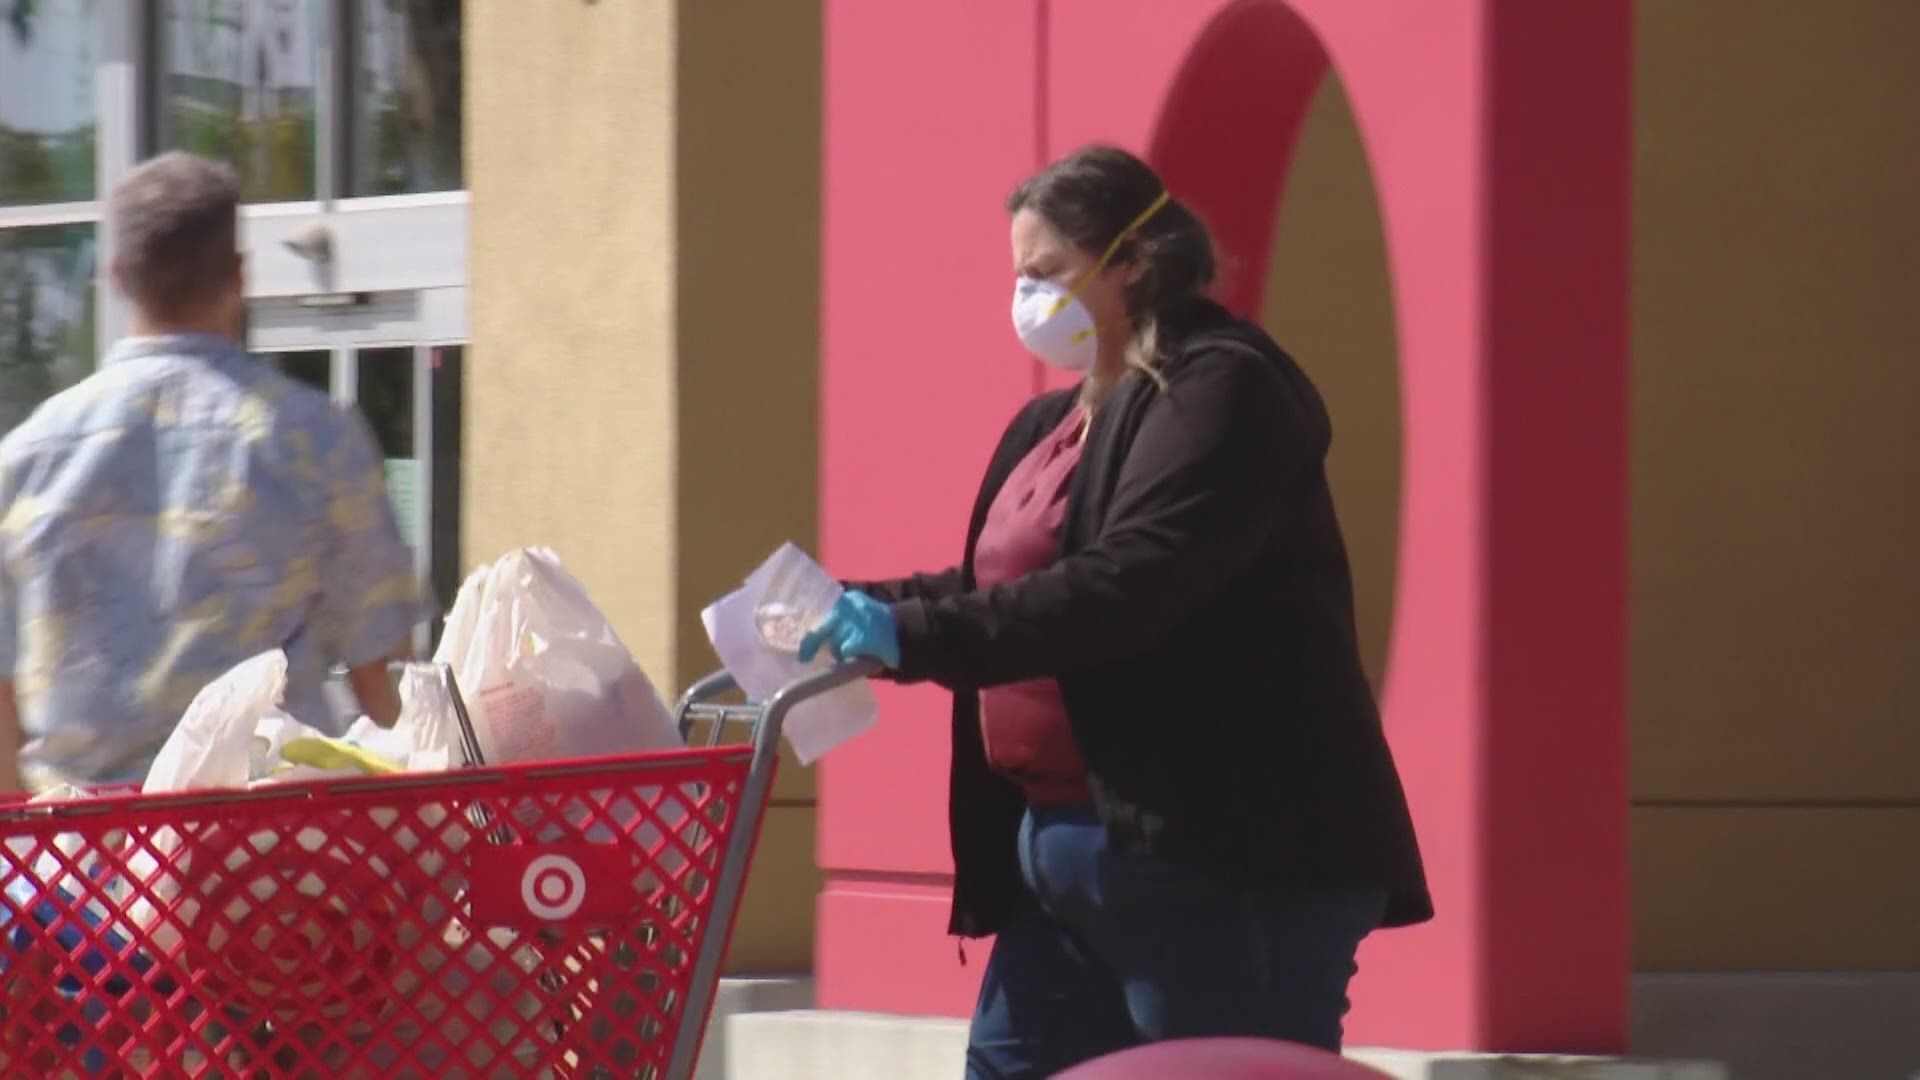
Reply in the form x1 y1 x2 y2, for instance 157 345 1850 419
723 1009 1727 1080
694 977 816 1080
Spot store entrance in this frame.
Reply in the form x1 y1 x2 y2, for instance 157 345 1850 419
250 288 466 665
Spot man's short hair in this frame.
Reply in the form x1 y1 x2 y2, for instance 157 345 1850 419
109 152 241 318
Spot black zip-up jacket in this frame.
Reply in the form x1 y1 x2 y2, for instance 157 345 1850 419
852 298 1431 937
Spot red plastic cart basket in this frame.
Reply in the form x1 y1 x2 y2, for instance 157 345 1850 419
0 660 869 1079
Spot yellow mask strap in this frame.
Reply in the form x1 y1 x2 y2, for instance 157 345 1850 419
1047 189 1173 323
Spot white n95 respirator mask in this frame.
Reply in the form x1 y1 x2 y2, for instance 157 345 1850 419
1011 278 1099 373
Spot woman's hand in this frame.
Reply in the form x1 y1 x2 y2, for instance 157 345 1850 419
797 591 901 669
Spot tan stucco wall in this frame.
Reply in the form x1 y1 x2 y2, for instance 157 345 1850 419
1626 0 1920 970
466 0 822 974
465 0 679 680
1264 1 1920 971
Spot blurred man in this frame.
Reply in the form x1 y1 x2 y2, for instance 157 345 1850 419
0 152 418 794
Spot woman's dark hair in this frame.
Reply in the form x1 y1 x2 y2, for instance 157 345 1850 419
1007 145 1216 379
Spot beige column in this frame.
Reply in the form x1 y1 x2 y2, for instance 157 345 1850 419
466 0 823 974
1626 0 1920 971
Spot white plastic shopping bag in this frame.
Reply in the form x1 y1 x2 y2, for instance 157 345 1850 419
98 654 293 994
436 547 681 765
140 650 285 795
124 651 455 1032
437 548 692 885
702 542 879 764
373 663 467 759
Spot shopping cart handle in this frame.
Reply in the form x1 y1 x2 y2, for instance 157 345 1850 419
756 659 882 744
673 660 879 713
676 668 741 711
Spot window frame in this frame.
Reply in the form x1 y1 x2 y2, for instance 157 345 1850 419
101 0 467 342
0 203 98 230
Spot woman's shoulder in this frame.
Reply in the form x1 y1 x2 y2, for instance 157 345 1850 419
1162 298 1290 369
1161 300 1328 405
1154 300 1331 451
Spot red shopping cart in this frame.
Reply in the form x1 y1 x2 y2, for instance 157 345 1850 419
0 660 868 1078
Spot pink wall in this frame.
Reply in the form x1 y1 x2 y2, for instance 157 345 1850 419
819 0 1632 1052
814 0 1044 1018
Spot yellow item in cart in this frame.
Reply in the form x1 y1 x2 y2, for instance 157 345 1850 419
278 736 404 776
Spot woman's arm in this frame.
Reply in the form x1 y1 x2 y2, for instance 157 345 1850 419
886 345 1312 689
844 568 965 606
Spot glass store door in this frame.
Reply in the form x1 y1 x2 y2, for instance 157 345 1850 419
251 290 465 662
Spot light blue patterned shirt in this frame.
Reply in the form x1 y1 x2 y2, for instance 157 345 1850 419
0 334 420 790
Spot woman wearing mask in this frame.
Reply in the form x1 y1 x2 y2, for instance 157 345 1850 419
802 145 1430 1078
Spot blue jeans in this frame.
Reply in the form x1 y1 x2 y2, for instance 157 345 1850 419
964 804 1385 1079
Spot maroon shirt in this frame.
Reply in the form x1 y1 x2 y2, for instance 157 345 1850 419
974 406 1092 804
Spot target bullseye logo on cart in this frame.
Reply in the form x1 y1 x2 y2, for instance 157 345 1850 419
521 853 588 919
471 842 636 928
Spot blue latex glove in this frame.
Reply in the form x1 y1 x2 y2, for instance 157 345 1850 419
797 591 901 669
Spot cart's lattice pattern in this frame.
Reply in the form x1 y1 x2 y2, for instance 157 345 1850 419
0 749 751 1078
